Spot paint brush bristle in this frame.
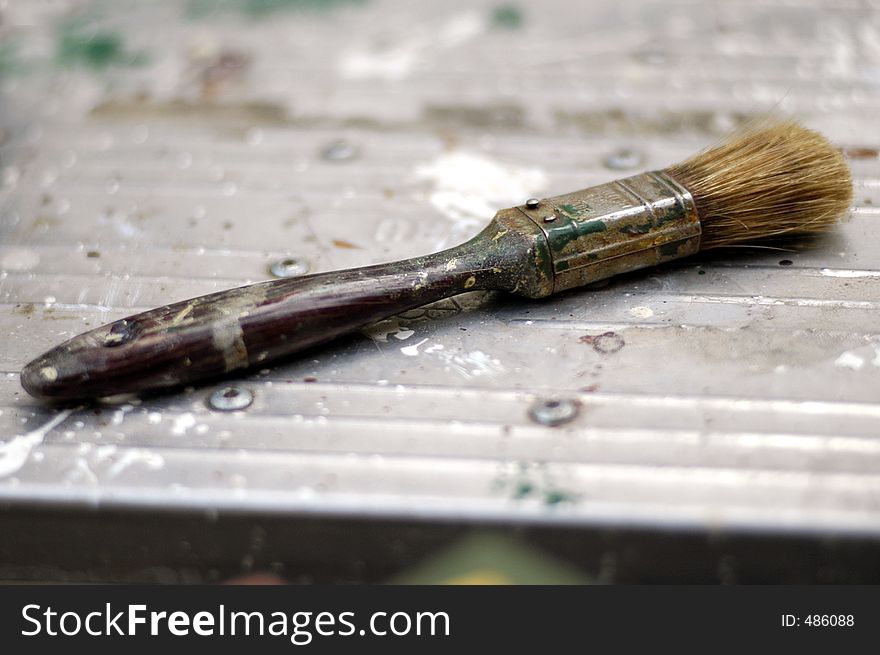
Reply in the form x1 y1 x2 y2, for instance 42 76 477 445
664 119 852 249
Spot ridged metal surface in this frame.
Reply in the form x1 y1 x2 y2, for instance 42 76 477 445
1 0 879 540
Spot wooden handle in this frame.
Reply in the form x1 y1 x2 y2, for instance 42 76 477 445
21 211 551 401
22 232 509 400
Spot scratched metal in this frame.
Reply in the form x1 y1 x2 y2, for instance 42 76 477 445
1 0 880 543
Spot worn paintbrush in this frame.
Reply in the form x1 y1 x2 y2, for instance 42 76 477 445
21 120 852 401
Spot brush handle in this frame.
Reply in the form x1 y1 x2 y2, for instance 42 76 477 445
21 214 551 400
148 245 498 377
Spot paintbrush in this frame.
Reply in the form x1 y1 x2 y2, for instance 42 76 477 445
21 119 852 401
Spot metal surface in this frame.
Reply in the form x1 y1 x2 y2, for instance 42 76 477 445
2 0 880 578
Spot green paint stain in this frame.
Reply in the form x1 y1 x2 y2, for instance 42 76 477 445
578 220 607 235
557 203 579 217
553 204 605 237
0 41 20 78
544 490 576 506
187 0 368 19
513 481 535 499
492 461 579 506
57 22 148 69
491 5 523 30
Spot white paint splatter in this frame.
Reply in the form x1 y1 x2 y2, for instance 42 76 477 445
362 319 400 342
97 209 143 239
629 306 654 319
65 458 98 485
416 346 505 379
416 152 545 223
363 320 416 343
0 409 73 478
442 350 505 380
339 11 485 81
147 412 162 424
106 449 165 478
171 413 196 435
820 268 880 278
111 405 134 426
401 338 429 356
0 248 39 272
415 152 545 247
93 445 118 461
340 44 419 81
39 366 58 382
835 351 865 370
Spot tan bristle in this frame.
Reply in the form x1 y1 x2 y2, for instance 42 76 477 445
664 119 852 249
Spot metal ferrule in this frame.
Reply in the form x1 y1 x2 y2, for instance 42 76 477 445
517 171 701 294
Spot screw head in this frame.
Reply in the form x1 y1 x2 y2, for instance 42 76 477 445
542 214 557 223
270 257 310 278
208 386 254 411
525 197 540 209
321 140 358 162
528 398 580 427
